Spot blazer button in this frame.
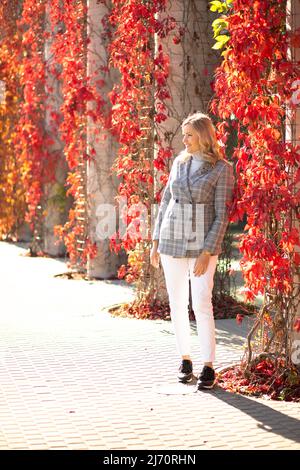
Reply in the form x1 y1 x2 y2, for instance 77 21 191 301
175 199 179 203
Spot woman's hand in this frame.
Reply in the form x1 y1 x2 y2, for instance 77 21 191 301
193 252 211 276
150 241 160 268
150 247 160 268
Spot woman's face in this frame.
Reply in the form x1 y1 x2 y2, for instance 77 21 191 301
182 123 201 154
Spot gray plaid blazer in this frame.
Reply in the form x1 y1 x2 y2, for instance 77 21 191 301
152 154 235 257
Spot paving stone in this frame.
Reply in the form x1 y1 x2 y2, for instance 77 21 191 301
0 241 299 450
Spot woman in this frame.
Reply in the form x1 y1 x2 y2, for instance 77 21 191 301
150 112 235 390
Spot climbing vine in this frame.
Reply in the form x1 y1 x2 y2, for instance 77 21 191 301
210 0 300 400
50 0 107 269
1 0 107 267
16 0 56 253
108 0 176 315
0 1 29 239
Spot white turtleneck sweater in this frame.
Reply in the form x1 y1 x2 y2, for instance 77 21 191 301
189 151 206 175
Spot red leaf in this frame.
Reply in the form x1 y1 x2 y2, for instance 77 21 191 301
293 318 300 333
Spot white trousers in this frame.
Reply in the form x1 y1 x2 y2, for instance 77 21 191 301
160 254 218 362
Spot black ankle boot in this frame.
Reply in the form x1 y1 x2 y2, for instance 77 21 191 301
178 359 193 383
197 365 215 390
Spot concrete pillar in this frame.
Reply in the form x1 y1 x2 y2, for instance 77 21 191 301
86 0 126 278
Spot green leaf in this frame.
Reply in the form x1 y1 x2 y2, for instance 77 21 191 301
210 1 223 12
212 18 228 27
212 41 225 50
212 34 230 50
215 34 230 42
210 0 233 13
212 19 228 38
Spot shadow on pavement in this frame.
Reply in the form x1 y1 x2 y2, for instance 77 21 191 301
212 386 300 444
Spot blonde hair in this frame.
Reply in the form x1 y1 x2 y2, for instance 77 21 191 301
179 112 224 165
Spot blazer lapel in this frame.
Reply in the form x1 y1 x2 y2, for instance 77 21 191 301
180 160 194 201
178 159 214 202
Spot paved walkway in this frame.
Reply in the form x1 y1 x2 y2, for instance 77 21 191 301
0 241 299 450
